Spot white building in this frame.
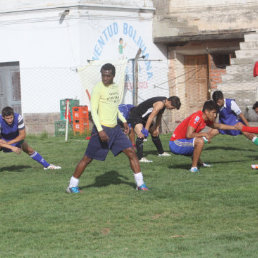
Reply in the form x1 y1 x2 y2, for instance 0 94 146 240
0 0 169 134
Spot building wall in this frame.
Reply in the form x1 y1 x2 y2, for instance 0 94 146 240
0 0 171 134
166 0 258 32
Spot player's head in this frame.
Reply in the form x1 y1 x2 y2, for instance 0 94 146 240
165 96 181 110
253 101 258 114
2 106 15 125
212 90 224 107
100 63 115 86
202 100 218 122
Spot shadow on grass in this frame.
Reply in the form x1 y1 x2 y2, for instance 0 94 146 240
204 146 251 151
0 165 32 173
81 170 135 189
168 159 250 169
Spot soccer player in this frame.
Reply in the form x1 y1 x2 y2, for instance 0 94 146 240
127 96 181 162
66 63 149 193
252 101 258 114
169 100 240 172
0 106 61 170
209 90 258 145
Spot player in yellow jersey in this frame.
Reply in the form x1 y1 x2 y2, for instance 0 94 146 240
66 63 149 193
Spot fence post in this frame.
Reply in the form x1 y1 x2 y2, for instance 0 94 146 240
132 48 142 106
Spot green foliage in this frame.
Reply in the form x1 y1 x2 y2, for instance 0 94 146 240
0 135 258 257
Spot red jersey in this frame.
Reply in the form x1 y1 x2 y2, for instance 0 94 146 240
170 110 213 141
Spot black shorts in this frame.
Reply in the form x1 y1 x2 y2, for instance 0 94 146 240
127 113 152 129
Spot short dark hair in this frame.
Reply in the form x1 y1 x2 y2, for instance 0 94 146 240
2 106 14 117
253 101 258 110
202 100 218 112
167 96 181 110
212 90 224 103
100 63 116 76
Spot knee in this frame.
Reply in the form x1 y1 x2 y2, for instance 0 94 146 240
194 137 205 147
125 147 137 159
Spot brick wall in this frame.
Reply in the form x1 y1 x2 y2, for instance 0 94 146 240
208 54 229 91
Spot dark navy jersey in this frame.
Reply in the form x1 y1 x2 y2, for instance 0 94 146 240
0 113 25 140
130 97 167 118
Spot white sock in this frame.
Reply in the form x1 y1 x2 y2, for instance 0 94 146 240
69 176 79 188
252 136 257 142
134 172 144 187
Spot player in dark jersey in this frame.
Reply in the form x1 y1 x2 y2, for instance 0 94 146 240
169 100 240 172
0 106 61 170
209 90 258 145
128 96 181 162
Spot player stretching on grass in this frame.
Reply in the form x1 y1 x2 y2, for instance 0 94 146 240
209 90 258 145
0 106 61 170
66 63 149 193
127 96 181 163
169 100 240 172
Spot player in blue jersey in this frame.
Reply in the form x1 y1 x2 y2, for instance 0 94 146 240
0 106 61 170
209 91 258 145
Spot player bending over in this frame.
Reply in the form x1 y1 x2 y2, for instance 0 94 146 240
0 106 61 170
127 96 181 163
208 90 258 145
66 63 149 193
169 100 240 172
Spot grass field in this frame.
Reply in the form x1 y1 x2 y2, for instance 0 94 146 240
0 134 258 257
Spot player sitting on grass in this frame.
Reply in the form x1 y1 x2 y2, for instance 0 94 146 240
0 106 61 170
66 63 149 193
127 96 181 163
208 90 258 145
169 100 240 172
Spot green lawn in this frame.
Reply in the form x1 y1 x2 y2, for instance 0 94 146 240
0 134 258 257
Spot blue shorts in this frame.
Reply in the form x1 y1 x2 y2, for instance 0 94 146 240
0 140 23 153
85 125 132 161
169 139 194 156
219 129 241 136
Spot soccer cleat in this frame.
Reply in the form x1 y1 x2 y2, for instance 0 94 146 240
136 183 149 191
66 186 80 193
139 157 153 163
189 167 199 173
158 152 171 157
251 164 258 169
44 164 62 170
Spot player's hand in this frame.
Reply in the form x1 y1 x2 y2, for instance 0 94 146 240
12 147 21 154
235 122 243 131
141 128 149 138
0 139 7 144
98 130 109 142
123 123 129 134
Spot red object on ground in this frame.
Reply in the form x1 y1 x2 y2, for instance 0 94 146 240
85 136 91 140
253 61 258 77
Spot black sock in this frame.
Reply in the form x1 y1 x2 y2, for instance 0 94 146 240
136 137 144 160
151 135 164 154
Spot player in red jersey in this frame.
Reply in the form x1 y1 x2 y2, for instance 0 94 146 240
169 100 240 172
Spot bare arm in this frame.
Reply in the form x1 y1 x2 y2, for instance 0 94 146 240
186 126 209 139
239 113 249 126
6 129 26 145
0 141 21 154
145 101 164 131
212 122 238 131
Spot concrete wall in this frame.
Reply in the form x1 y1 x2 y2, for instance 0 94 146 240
153 0 258 33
